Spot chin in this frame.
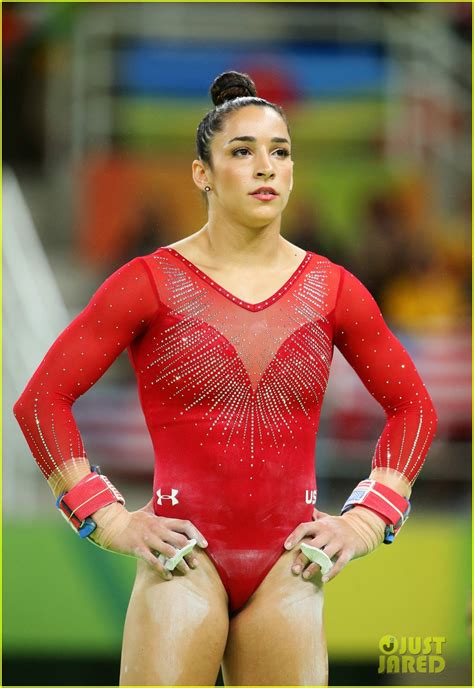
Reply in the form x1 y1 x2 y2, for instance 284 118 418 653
253 207 281 221
246 213 281 230
229 201 282 228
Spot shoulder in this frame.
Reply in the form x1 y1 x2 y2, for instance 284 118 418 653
305 255 369 291
305 250 345 280
91 254 162 314
101 254 155 287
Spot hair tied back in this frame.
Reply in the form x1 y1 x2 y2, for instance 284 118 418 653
210 71 258 106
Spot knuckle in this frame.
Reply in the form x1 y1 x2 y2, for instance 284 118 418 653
151 521 164 536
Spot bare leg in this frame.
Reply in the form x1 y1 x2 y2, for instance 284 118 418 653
120 549 229 686
222 544 328 686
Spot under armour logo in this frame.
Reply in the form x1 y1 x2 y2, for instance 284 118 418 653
156 488 179 506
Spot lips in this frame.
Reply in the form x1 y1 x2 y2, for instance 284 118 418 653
250 187 279 202
250 187 278 196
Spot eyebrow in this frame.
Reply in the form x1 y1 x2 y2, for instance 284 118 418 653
225 136 290 145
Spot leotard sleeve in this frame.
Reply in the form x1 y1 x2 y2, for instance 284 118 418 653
333 267 438 486
13 257 159 482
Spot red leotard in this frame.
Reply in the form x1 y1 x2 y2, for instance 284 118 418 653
14 248 437 611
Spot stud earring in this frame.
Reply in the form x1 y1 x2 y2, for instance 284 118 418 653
204 186 211 192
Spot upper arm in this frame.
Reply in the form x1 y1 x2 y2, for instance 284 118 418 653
13 257 159 476
333 267 434 416
20 257 158 397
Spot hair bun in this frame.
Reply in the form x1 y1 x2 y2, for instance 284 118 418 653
210 71 257 106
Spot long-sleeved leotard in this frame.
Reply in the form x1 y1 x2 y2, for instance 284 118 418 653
14 248 437 611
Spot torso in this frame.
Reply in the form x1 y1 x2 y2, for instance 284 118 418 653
131 245 335 610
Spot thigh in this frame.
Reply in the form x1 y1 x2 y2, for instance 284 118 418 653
222 545 328 687
120 548 229 686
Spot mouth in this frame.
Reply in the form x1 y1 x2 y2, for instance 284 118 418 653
250 187 279 201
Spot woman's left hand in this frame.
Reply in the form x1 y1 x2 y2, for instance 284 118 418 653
284 513 372 583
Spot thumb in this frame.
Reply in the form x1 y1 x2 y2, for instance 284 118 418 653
313 508 330 520
139 498 155 515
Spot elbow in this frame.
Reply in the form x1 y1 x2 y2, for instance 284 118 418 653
423 385 439 439
429 399 439 439
13 386 33 424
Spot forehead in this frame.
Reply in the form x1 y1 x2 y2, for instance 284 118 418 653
217 105 289 142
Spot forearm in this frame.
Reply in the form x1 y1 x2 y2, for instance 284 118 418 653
47 459 91 499
369 466 411 499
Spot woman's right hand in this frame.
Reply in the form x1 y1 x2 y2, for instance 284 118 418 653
89 501 208 580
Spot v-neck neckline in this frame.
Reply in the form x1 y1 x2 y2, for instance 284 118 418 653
159 246 313 312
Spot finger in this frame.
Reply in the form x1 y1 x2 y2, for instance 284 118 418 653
320 541 343 562
137 548 172 580
312 508 330 521
307 533 332 552
302 562 323 580
139 498 155 514
322 551 352 583
160 531 190 550
150 540 176 560
184 553 199 569
175 558 190 575
284 522 317 550
166 519 208 548
291 553 309 575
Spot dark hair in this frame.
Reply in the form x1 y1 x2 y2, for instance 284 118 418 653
196 71 290 165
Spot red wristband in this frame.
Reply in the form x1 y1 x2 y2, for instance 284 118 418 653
341 479 411 543
57 470 124 533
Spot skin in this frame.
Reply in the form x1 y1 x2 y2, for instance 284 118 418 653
88 104 412 684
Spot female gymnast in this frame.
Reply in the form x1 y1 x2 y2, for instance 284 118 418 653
14 71 437 686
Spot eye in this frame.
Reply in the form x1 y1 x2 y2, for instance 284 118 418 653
273 148 290 158
232 148 252 157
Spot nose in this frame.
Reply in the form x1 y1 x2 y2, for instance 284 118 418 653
254 149 275 180
256 168 274 180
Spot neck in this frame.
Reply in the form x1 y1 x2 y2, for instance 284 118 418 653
199 210 284 267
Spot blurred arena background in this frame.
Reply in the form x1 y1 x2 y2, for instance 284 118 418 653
3 2 471 686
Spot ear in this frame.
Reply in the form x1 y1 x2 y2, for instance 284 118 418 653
192 159 212 192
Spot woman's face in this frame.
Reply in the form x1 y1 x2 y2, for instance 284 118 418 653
196 105 294 228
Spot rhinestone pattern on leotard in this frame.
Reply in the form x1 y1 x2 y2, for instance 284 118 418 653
139 253 334 463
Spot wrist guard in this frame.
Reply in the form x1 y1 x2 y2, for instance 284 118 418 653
341 479 411 544
56 466 125 539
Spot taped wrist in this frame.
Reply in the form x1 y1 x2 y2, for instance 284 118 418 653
88 501 132 550
341 479 411 544
56 467 125 539
341 507 385 554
